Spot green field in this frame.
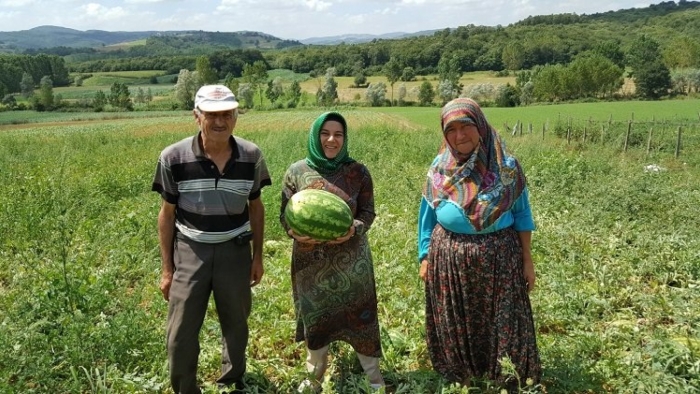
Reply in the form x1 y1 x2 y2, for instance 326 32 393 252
0 103 699 393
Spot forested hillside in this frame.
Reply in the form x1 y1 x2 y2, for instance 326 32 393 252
1 1 699 109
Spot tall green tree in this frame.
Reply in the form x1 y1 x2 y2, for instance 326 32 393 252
265 77 284 105
383 57 402 105
109 82 133 110
663 36 700 69
242 60 268 108
593 41 625 69
93 90 107 112
38 75 54 110
286 80 302 108
20 72 34 97
196 56 218 85
418 81 435 106
626 36 671 99
438 54 463 95
175 69 198 109
502 42 526 71
237 83 254 109
634 62 672 99
365 82 387 107
317 68 338 106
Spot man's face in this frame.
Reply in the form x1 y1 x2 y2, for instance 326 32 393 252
195 109 237 143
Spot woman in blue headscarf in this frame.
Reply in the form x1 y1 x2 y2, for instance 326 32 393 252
280 112 385 392
418 98 541 391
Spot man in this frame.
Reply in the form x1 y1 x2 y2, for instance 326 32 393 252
152 84 271 394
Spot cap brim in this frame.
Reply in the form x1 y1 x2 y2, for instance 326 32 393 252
198 101 239 112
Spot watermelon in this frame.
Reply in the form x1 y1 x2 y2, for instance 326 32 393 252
285 189 354 241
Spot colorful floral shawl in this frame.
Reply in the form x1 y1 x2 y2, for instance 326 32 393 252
422 98 526 231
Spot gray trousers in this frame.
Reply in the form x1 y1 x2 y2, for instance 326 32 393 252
167 234 252 394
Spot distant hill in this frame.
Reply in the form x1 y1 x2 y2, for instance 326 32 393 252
300 29 442 45
0 26 158 51
0 26 303 53
0 24 442 53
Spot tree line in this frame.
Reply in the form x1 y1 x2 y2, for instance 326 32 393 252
0 54 70 98
2 1 700 111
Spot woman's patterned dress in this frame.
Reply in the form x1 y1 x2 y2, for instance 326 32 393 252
280 160 381 357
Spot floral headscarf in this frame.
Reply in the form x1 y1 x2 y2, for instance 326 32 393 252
422 98 526 231
305 111 355 174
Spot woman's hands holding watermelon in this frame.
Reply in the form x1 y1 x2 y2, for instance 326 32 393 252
288 229 322 244
327 224 356 244
288 223 356 244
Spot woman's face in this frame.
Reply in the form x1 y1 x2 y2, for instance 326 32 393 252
319 120 345 159
445 121 480 156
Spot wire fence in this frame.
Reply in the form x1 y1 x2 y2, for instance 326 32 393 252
506 113 700 158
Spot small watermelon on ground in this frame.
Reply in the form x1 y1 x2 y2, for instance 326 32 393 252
285 189 354 241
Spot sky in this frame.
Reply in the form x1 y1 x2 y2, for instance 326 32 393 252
0 0 654 41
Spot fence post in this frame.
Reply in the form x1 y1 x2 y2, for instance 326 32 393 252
646 127 653 155
542 123 546 140
675 126 682 158
519 120 523 136
624 120 632 152
583 126 587 144
567 117 571 144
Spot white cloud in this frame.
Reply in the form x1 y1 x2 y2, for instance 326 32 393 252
377 7 398 15
217 0 241 12
0 0 657 40
303 0 332 11
401 0 476 4
0 0 36 7
80 3 129 21
0 11 20 19
124 0 169 4
347 14 365 24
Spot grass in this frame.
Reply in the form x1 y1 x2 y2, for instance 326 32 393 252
0 105 699 393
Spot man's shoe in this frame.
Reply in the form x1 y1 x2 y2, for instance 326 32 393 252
221 379 245 393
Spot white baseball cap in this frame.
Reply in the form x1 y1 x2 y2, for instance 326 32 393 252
194 85 239 112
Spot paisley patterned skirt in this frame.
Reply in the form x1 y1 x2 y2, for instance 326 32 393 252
425 225 541 388
291 235 382 357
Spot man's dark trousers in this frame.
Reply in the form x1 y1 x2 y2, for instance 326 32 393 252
167 234 252 394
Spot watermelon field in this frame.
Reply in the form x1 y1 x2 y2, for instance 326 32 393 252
0 102 699 393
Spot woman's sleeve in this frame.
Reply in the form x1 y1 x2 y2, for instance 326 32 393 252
511 187 536 232
353 165 376 236
418 198 437 262
279 167 296 235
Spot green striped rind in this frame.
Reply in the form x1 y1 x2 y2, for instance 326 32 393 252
285 189 353 241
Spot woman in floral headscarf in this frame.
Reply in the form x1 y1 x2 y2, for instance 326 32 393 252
280 112 385 392
418 98 541 390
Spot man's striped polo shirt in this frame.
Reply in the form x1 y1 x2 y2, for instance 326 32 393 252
152 132 271 244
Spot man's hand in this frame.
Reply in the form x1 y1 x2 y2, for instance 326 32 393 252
250 254 264 287
160 271 173 301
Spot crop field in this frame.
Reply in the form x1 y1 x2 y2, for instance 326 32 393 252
78 71 175 87
296 72 518 103
0 103 698 393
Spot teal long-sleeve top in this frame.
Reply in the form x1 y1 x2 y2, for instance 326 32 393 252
418 187 535 261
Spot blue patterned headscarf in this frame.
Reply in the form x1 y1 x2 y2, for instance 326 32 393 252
423 98 527 231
